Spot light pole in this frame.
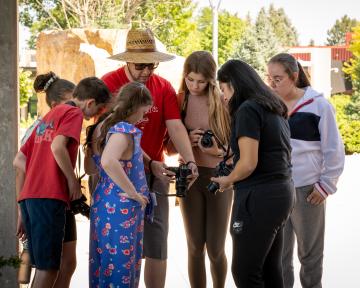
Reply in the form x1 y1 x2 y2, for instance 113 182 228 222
209 0 222 65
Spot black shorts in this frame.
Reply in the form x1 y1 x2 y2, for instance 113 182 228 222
64 210 77 242
20 199 66 270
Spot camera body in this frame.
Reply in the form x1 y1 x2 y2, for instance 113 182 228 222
167 164 192 197
207 160 233 194
201 130 214 148
70 194 90 218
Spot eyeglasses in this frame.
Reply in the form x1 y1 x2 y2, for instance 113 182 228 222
134 63 159 71
266 75 286 86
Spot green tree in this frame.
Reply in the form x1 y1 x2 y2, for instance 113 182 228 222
343 24 360 120
19 0 199 56
268 4 299 47
234 8 283 77
133 0 201 56
19 69 34 107
196 7 247 65
326 15 358 46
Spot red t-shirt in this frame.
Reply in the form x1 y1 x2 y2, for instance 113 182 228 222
101 67 180 161
19 104 83 204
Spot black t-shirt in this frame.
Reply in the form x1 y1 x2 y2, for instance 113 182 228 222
230 100 292 189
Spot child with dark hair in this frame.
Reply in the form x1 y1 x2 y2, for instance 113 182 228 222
13 72 111 288
85 82 153 287
17 71 78 287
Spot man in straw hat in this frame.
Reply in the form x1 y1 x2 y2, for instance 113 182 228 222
101 28 198 288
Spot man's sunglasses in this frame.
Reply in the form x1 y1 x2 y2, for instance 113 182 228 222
134 63 159 71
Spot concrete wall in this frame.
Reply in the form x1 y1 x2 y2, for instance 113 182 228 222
0 0 19 286
311 47 332 97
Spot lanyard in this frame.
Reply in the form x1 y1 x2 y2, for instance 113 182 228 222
289 98 314 117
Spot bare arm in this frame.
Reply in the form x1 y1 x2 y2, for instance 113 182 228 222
51 135 81 201
166 119 198 183
84 146 98 175
13 151 27 240
211 137 258 190
166 119 195 163
101 133 148 209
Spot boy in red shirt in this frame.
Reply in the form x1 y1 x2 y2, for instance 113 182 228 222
13 76 110 287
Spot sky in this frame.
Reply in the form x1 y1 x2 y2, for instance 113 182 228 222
20 0 360 49
196 0 360 45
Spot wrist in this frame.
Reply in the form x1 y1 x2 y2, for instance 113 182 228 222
186 160 197 166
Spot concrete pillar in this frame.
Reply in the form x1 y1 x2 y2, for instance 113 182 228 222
0 0 19 287
311 47 332 98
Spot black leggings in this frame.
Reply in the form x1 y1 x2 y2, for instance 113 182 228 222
231 181 295 288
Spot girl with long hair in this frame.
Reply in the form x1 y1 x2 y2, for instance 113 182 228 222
86 82 153 287
177 51 232 288
211 59 295 287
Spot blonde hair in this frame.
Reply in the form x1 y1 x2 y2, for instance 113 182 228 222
179 51 230 145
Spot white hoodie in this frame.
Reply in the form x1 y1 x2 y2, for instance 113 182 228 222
289 87 345 197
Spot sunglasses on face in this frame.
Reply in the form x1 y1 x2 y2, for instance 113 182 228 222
134 63 159 71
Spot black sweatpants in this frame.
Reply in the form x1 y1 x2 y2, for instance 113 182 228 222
230 180 295 288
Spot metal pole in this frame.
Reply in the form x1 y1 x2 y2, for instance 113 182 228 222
209 0 222 65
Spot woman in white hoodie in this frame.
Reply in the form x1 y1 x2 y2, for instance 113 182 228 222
267 53 345 288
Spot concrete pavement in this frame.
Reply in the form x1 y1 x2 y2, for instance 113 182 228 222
71 155 360 287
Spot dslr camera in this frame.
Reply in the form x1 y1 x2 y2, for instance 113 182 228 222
207 159 233 194
70 194 90 219
166 164 192 197
201 130 215 148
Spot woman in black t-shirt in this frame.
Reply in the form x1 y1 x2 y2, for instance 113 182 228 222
211 59 295 288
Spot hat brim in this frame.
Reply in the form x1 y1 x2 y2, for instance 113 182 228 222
108 51 175 63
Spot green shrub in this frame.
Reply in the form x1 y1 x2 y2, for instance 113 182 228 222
330 94 360 154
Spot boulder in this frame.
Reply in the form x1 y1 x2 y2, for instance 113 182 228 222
36 28 185 116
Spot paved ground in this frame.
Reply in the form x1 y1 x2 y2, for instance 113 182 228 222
71 155 360 287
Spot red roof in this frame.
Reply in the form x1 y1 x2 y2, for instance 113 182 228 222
290 47 353 62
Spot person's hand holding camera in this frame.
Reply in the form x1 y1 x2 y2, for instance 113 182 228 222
186 161 199 188
150 160 176 183
188 128 204 147
198 135 225 157
209 175 232 193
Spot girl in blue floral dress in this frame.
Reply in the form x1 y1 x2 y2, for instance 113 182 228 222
85 82 153 288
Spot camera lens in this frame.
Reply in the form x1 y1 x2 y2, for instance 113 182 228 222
201 131 214 148
207 181 219 194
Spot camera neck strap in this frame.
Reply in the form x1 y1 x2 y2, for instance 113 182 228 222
223 145 233 162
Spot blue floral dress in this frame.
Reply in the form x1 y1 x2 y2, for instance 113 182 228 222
89 122 149 288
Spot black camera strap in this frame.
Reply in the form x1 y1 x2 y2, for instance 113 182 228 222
223 144 233 162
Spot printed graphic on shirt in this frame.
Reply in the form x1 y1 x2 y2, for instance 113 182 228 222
35 120 55 143
135 105 159 130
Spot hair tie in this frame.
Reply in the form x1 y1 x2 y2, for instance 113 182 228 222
44 75 58 91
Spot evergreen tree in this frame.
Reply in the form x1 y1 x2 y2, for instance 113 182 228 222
268 4 299 47
234 8 283 77
326 15 358 46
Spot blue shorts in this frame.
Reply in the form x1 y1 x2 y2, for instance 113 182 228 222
20 199 66 270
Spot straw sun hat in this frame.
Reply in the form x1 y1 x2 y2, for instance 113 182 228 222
109 28 175 63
